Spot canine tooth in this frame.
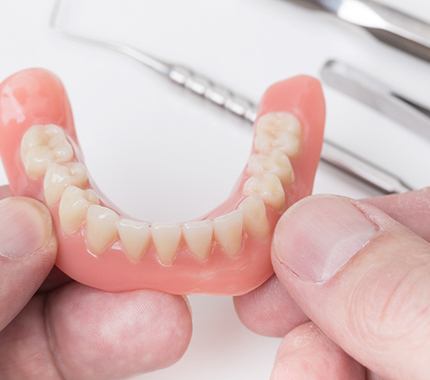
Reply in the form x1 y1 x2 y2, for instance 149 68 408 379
255 112 301 157
59 186 99 234
44 163 88 207
183 220 213 261
152 224 182 265
248 150 294 185
239 196 270 240
244 173 285 210
213 210 243 257
117 219 151 263
86 205 120 255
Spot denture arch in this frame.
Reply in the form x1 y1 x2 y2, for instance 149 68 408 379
0 69 325 295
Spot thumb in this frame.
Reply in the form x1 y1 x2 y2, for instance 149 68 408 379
273 195 430 380
0 197 56 330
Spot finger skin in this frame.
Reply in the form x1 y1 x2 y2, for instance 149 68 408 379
0 198 56 330
234 188 430 337
271 322 365 380
0 285 192 380
273 197 430 380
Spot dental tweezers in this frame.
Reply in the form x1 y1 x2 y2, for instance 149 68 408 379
50 0 413 194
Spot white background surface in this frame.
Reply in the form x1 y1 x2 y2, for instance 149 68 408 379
0 1 429 379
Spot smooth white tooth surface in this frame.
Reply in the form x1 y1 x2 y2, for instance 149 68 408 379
183 220 213 261
244 173 285 210
254 112 301 157
247 150 294 185
59 186 99 235
213 210 243 257
152 224 182 265
23 146 55 179
21 124 74 179
86 205 120 256
44 163 88 207
117 219 151 263
239 196 270 240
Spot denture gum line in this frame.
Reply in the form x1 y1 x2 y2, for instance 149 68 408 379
20 112 300 266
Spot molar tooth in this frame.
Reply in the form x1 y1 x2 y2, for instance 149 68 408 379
247 150 294 185
59 186 99 234
117 219 151 263
51 140 74 163
86 205 120 256
182 220 213 261
244 173 285 210
152 224 182 266
255 112 301 157
213 210 243 257
239 196 270 240
44 163 88 207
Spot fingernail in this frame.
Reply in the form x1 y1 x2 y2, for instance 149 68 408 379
273 196 378 283
0 197 53 259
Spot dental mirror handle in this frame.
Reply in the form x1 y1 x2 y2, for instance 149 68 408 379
167 64 412 194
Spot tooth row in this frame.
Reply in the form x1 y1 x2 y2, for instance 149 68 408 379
244 112 300 211
21 124 74 180
20 124 277 265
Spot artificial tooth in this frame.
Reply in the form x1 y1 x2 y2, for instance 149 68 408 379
213 210 243 257
255 112 301 157
239 196 270 240
59 185 99 235
182 220 213 261
21 124 74 179
22 146 55 180
152 224 182 265
243 173 285 210
86 205 120 256
247 150 294 185
44 162 88 207
117 219 151 263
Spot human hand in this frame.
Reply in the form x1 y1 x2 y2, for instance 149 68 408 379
0 189 191 380
235 188 430 379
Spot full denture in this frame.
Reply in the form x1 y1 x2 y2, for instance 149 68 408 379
0 69 325 295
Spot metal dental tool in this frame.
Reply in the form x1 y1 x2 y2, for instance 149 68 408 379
50 0 413 194
288 0 430 63
321 59 430 140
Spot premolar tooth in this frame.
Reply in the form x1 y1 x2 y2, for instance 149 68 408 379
244 173 285 210
214 210 243 257
44 163 88 207
183 220 213 261
59 186 99 234
22 146 55 179
86 205 120 256
21 124 74 179
255 112 301 157
152 224 182 265
239 196 270 240
117 219 151 263
247 150 294 185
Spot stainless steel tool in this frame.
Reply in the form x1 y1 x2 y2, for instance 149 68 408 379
321 59 430 140
50 0 413 194
289 0 430 62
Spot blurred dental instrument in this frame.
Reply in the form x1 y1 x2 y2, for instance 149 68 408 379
321 60 430 140
50 0 413 194
288 0 430 62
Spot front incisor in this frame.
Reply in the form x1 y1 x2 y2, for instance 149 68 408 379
213 210 243 257
86 205 120 256
152 224 182 265
182 220 213 261
117 219 151 263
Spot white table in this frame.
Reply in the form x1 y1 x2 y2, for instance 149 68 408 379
0 1 429 379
